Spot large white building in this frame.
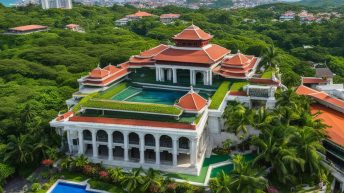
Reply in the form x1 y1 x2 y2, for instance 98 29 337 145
51 25 280 175
41 0 72 9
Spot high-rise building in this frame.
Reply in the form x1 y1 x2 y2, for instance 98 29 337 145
41 0 72 9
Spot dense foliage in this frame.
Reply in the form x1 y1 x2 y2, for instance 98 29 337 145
0 1 342 190
220 89 328 191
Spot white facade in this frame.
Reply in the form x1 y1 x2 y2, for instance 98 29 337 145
51 109 209 175
41 0 72 9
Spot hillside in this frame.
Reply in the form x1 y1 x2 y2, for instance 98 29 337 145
298 0 344 7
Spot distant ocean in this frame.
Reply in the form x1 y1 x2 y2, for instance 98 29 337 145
0 0 17 6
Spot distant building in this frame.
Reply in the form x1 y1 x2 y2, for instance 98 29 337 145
4 25 48 35
115 11 154 26
160 14 181 24
65 24 85 33
41 0 72 10
279 11 296 21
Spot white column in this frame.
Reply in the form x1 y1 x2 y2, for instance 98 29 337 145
107 131 113 161
209 71 213 85
203 71 207 85
139 133 145 164
154 134 160 165
123 131 129 161
155 67 159 81
172 68 177 83
172 137 178 166
190 138 198 167
92 130 98 158
67 130 72 154
190 70 194 85
160 68 165 82
78 130 84 155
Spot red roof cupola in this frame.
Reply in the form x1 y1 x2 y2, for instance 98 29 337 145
173 25 213 47
176 87 207 113
89 66 110 79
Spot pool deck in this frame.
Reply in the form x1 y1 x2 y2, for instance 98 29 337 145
47 179 109 193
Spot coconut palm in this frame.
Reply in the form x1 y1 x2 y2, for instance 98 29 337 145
223 103 253 136
276 89 300 111
291 126 325 175
121 167 144 193
210 171 233 193
141 168 164 193
3 135 34 165
231 154 267 193
253 107 275 130
108 167 124 184
252 126 305 184
262 45 278 68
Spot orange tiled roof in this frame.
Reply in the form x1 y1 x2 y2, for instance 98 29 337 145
10 25 48 31
84 67 129 86
160 14 181 19
302 77 328 84
176 89 207 112
229 91 247 96
56 111 74 121
249 78 280 86
296 85 344 109
89 67 110 79
311 104 344 147
66 24 79 28
154 44 229 65
127 11 154 18
69 116 196 130
173 25 213 41
140 44 169 57
222 53 252 67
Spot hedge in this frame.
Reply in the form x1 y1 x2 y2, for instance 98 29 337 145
230 81 248 92
261 67 275 79
73 92 99 113
83 100 183 116
98 82 128 99
209 81 231 109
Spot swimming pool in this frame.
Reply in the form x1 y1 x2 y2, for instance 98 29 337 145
112 87 187 105
48 180 105 193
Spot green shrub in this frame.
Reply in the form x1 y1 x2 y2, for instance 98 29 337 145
83 100 182 115
98 82 128 99
261 67 275 79
209 81 231 109
73 92 99 113
31 183 41 192
0 163 15 184
230 82 248 92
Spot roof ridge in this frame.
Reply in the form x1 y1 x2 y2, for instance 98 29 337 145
190 92 198 110
203 45 215 61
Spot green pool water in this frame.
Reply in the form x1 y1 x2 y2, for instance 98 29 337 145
112 87 187 105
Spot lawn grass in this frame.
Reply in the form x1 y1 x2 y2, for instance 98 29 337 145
166 154 230 183
209 81 231 109
261 67 275 79
88 179 124 193
83 100 183 115
230 81 249 92
98 82 128 99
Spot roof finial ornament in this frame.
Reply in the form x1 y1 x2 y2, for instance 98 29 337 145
237 49 241 54
97 63 100 68
190 86 194 93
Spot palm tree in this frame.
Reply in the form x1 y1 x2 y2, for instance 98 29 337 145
262 45 278 68
60 156 74 170
231 154 267 193
141 168 164 193
209 171 233 193
108 167 124 184
252 126 305 184
276 89 300 111
121 167 144 193
291 126 325 175
74 155 89 170
253 107 275 131
3 135 34 165
223 103 253 137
